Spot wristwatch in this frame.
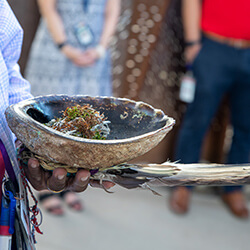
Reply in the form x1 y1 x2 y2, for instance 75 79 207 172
57 41 68 50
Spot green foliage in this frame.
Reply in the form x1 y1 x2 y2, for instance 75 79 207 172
46 104 109 140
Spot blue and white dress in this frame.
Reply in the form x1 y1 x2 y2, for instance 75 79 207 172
25 0 112 97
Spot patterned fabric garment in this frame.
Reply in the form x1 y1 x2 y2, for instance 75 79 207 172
0 0 33 178
25 0 112 97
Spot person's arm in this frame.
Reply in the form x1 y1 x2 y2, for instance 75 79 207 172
8 64 33 106
0 2 32 105
83 0 121 65
99 0 121 50
37 0 65 45
37 0 88 66
1 24 32 105
182 0 202 64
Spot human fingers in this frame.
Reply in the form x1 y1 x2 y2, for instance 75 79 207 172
78 50 98 65
62 45 82 59
72 56 92 66
89 180 115 190
67 169 90 192
26 158 47 190
74 59 95 67
47 167 67 192
184 44 202 64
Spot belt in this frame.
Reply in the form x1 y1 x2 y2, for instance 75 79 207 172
204 32 250 49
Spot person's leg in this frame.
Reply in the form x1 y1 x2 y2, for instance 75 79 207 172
170 38 234 214
221 48 250 218
227 50 250 165
176 39 235 164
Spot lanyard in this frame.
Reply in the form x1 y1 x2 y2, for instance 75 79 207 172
83 0 89 13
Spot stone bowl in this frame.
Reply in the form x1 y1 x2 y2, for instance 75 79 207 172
5 95 175 170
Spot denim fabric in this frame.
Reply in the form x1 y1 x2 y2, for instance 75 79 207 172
176 37 250 192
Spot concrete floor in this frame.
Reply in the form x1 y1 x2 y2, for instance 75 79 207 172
35 186 250 250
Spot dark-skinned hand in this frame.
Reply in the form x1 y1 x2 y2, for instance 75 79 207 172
25 158 114 193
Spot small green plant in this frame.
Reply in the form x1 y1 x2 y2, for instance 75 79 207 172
45 104 110 139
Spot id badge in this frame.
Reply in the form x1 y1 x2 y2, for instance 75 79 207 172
179 74 196 103
74 22 94 47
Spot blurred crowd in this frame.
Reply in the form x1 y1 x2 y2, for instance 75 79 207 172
7 0 250 224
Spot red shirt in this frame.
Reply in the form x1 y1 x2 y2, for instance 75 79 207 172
201 0 250 40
